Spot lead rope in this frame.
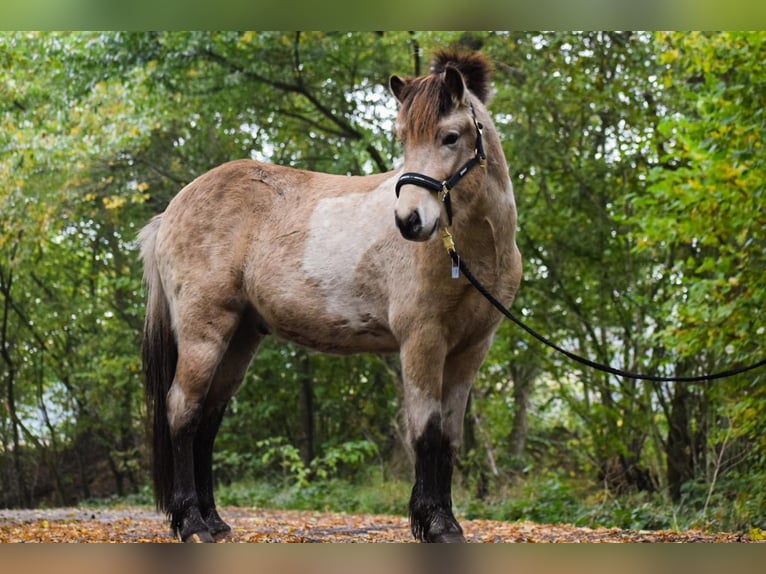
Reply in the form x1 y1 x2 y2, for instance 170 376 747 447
445 247 766 383
396 103 766 382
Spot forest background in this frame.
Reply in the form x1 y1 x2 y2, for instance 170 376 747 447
1 31 764 535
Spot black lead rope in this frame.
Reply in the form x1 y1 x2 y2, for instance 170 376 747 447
449 250 766 383
395 101 765 382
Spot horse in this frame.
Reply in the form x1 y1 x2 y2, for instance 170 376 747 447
139 49 522 543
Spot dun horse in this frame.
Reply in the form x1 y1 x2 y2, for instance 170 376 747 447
140 50 522 543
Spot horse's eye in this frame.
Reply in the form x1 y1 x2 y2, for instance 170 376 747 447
441 132 460 146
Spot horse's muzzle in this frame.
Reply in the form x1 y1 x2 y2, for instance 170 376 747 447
395 209 436 242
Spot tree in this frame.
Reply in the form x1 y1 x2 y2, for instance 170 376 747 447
629 32 766 504
475 31 670 491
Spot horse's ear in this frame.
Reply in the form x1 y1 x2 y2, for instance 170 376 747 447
443 65 466 107
389 75 407 103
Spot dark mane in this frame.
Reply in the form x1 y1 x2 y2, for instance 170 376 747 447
396 50 493 143
430 50 493 103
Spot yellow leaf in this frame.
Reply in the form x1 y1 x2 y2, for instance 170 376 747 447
103 196 126 210
750 528 765 541
661 48 679 65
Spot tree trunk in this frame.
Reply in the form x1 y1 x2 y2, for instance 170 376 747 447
75 445 91 500
298 352 315 469
507 361 538 472
508 374 533 461
666 385 694 502
1 266 30 507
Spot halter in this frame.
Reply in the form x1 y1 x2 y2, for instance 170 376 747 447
394 103 487 228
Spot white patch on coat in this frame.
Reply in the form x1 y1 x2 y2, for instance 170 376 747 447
167 384 194 433
302 176 397 319
404 385 441 440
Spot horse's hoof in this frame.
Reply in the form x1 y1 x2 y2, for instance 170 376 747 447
183 530 215 543
203 508 232 541
412 508 466 543
211 524 232 541
430 531 467 543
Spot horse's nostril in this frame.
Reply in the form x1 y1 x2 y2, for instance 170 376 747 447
395 210 422 240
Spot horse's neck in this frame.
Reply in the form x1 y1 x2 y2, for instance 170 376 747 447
454 174 517 271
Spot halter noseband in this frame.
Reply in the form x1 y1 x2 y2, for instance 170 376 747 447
394 103 487 227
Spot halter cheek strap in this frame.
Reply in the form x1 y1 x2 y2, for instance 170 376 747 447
395 104 486 227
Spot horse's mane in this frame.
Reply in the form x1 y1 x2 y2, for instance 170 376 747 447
430 50 493 104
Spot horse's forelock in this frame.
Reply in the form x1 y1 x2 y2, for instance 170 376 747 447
397 75 451 143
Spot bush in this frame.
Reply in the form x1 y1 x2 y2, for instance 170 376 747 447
214 437 379 488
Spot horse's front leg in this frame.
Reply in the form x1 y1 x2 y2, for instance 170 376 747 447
440 337 494 466
404 335 494 543
402 334 464 543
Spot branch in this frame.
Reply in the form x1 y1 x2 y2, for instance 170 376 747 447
136 156 188 186
409 32 421 76
199 47 389 173
524 240 609 362
274 108 348 139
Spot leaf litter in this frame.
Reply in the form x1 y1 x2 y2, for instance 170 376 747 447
0 507 759 543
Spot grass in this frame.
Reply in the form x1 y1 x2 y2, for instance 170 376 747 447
216 474 412 516
80 470 765 535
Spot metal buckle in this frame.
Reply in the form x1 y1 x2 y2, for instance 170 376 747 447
441 228 456 253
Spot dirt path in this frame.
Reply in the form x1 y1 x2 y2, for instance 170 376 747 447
0 506 757 543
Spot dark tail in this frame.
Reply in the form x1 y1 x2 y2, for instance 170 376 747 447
139 215 176 514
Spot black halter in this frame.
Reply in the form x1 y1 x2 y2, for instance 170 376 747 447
395 104 487 226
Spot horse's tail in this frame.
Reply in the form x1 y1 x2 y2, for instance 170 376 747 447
138 215 176 514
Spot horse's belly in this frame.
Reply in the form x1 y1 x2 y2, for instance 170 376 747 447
267 307 398 355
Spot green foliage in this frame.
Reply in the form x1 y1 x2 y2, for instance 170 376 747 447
462 471 766 532
215 472 410 516
631 32 766 361
215 436 378 490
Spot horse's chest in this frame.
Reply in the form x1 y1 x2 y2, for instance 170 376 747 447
444 293 500 347
442 265 518 348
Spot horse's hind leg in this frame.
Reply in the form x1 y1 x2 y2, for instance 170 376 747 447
167 302 243 543
194 308 264 540
192 405 229 539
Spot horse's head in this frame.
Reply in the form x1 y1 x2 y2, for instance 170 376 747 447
390 51 493 242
